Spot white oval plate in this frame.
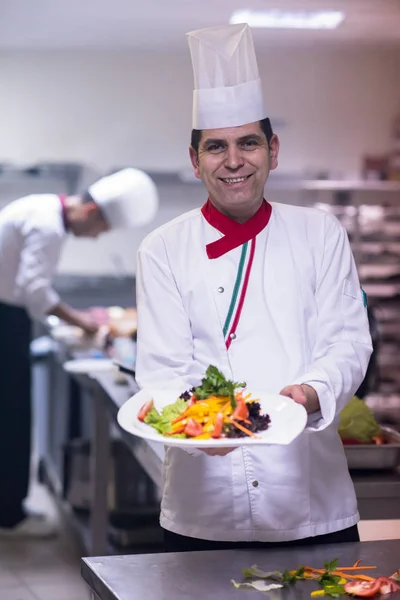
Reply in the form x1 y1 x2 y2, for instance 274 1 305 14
117 388 308 448
51 325 83 343
63 358 114 374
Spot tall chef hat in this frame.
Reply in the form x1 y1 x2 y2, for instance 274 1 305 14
186 23 266 130
88 168 158 229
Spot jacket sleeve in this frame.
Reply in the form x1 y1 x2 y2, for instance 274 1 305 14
135 238 205 456
15 226 62 320
294 212 373 431
135 238 203 392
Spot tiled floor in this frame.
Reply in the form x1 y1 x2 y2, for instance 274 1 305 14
0 484 91 600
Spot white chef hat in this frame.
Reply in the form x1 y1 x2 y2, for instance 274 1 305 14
88 168 158 229
187 23 266 130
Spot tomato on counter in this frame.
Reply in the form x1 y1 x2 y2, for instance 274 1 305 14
344 577 400 597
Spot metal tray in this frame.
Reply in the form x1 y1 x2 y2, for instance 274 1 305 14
344 426 400 471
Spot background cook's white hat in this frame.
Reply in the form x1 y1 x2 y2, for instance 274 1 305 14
88 168 158 229
186 23 266 130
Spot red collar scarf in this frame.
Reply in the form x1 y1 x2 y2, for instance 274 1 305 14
201 199 272 259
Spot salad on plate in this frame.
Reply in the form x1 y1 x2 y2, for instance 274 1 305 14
137 365 271 441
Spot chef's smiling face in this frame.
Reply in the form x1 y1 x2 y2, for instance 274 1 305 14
189 121 279 221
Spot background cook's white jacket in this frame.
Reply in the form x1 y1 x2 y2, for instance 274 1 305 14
135 202 373 542
0 195 66 319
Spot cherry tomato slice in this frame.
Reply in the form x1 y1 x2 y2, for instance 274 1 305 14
184 418 203 437
138 399 154 422
232 400 249 421
211 413 224 439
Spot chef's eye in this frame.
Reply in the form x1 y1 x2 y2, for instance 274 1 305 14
206 143 225 153
241 139 258 149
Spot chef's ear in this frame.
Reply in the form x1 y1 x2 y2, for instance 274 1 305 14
82 202 99 219
189 146 201 180
268 134 280 171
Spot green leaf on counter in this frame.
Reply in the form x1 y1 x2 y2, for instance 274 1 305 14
324 559 338 573
319 574 342 587
321 584 346 597
283 567 305 583
242 566 283 581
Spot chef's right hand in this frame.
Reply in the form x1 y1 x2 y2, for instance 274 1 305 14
77 316 99 336
201 448 237 457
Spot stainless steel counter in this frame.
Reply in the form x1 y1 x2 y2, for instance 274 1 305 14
81 539 400 600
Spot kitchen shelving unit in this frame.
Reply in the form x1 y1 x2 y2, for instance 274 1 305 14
294 180 400 398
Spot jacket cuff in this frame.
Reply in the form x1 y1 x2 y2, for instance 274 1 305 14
293 373 335 432
27 289 60 320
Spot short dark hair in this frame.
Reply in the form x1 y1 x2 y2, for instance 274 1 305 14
81 190 95 204
190 117 274 154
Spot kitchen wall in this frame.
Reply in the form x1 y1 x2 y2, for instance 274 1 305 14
1 45 400 274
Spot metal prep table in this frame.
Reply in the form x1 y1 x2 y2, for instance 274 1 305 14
81 539 400 600
84 371 400 556
85 372 164 555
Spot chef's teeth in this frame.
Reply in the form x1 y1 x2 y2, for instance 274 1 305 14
222 177 247 183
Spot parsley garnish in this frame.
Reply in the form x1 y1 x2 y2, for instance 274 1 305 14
194 365 245 409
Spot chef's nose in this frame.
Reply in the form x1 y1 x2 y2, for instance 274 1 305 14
224 143 245 171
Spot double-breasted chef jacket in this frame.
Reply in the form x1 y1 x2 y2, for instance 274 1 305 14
135 199 373 542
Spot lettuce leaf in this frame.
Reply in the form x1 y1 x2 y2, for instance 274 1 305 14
242 566 283 581
144 398 187 435
231 580 283 592
338 396 381 443
161 398 187 421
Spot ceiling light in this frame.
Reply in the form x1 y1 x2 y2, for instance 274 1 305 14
229 10 345 30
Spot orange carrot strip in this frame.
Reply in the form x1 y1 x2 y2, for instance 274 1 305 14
304 568 374 581
336 566 376 571
230 419 258 438
172 410 190 425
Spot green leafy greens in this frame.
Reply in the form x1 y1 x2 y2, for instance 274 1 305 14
144 398 187 435
194 365 245 409
282 567 305 584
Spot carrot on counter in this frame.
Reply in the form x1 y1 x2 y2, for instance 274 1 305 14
303 566 377 582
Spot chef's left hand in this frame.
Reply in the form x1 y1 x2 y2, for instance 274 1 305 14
201 448 237 457
280 384 320 414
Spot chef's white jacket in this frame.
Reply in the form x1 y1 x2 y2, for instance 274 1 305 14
0 194 66 320
135 202 373 542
